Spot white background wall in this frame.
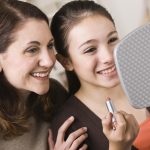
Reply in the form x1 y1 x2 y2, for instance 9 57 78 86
98 0 146 38
26 0 148 38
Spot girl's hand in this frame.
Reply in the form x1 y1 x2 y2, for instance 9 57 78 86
48 116 88 150
102 111 139 150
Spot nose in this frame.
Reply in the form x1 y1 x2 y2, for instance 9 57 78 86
39 50 56 68
98 45 113 64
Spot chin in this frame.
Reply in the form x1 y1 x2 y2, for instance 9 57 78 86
104 79 120 88
34 87 49 95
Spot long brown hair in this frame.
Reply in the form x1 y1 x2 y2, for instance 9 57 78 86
51 0 115 96
0 0 52 139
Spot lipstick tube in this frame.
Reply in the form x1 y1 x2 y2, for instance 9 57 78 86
106 97 117 129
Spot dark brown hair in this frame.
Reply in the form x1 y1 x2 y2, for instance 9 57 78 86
51 0 115 95
0 0 52 139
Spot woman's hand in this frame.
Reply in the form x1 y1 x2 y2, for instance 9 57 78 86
48 116 88 150
102 111 139 150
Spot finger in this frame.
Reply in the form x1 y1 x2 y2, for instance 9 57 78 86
114 112 127 134
118 110 128 115
120 113 138 132
102 112 113 135
70 133 88 150
124 113 139 130
65 127 87 148
123 114 139 140
79 144 88 150
115 111 139 142
48 129 54 150
55 116 75 144
131 116 139 136
114 111 126 124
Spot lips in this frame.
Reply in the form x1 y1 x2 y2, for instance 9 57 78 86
97 65 116 75
31 71 49 78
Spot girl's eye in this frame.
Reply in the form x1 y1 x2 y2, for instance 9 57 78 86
84 47 96 54
108 37 118 44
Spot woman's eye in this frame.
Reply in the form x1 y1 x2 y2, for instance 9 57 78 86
108 37 118 44
48 42 54 50
26 47 39 53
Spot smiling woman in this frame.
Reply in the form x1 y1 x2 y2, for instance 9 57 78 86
1 19 55 95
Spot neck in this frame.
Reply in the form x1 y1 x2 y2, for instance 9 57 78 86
75 84 125 118
76 84 124 104
75 84 147 123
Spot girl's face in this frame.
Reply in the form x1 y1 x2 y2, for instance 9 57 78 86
67 15 119 89
0 19 56 95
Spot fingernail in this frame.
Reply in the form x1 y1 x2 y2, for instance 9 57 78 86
83 127 87 131
69 116 74 121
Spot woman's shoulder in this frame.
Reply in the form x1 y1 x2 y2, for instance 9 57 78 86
0 117 50 150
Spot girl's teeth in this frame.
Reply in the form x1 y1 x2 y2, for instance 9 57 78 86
100 66 115 74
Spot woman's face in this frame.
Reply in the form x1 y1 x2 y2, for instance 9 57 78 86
0 19 56 95
67 15 120 89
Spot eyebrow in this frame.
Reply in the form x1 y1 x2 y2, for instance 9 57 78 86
79 40 94 49
27 38 54 45
28 41 40 45
79 30 117 48
107 30 117 37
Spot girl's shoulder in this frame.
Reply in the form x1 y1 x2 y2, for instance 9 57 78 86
49 78 69 101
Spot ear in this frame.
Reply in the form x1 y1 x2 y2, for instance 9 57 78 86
0 59 2 72
56 54 73 71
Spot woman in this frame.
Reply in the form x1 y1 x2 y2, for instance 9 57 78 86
0 0 88 149
50 1 141 150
